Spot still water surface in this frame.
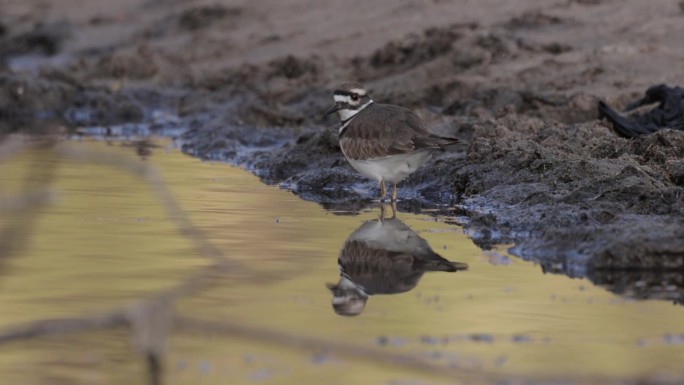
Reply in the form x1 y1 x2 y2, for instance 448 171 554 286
0 138 682 385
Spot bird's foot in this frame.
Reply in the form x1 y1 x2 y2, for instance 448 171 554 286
378 201 397 220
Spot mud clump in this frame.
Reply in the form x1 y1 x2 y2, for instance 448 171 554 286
93 45 160 80
269 55 319 80
178 5 241 31
588 270 684 305
456 121 684 272
0 22 71 57
667 160 684 186
504 12 567 29
0 72 150 135
367 25 465 70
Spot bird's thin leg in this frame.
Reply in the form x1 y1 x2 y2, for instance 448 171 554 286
389 201 397 219
391 182 398 202
379 203 386 221
379 180 386 202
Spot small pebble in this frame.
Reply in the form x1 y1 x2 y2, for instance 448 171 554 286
469 334 494 343
511 334 532 343
420 335 439 345
311 352 330 364
376 335 389 346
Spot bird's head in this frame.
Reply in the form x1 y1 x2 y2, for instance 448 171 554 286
325 81 373 121
326 277 369 316
625 84 669 111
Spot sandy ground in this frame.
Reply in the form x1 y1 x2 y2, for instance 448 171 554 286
1 0 684 290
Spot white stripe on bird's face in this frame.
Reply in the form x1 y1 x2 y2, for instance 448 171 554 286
334 94 352 103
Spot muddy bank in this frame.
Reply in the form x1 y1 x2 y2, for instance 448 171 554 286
2 0 684 282
180 99 684 277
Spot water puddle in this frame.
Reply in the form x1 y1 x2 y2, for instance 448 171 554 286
0 138 682 385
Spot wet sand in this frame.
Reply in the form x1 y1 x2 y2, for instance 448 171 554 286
1 0 683 277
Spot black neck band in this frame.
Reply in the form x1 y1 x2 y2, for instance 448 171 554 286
338 102 372 138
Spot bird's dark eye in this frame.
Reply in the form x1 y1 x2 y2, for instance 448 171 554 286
351 93 359 101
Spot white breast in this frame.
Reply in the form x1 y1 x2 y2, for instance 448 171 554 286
344 151 433 183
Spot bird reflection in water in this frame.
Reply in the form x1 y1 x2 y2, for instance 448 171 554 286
327 204 468 316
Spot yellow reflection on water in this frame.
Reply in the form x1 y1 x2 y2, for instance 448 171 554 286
0 141 206 325
0 138 682 385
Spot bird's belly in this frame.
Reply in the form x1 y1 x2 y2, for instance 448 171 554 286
346 151 433 183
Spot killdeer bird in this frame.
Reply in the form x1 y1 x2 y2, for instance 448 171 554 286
326 81 459 202
327 215 468 316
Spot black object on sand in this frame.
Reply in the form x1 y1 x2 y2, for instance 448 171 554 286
598 84 684 138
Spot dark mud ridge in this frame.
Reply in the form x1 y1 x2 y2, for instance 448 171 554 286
2 2 683 302
180 110 684 282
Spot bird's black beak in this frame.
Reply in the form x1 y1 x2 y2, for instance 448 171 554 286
624 98 648 112
325 102 342 115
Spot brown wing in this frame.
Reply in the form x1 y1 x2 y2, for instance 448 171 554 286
338 240 413 275
338 240 419 294
341 103 458 160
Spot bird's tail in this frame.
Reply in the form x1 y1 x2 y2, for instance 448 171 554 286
418 135 462 151
423 253 469 272
598 100 649 138
436 135 460 148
